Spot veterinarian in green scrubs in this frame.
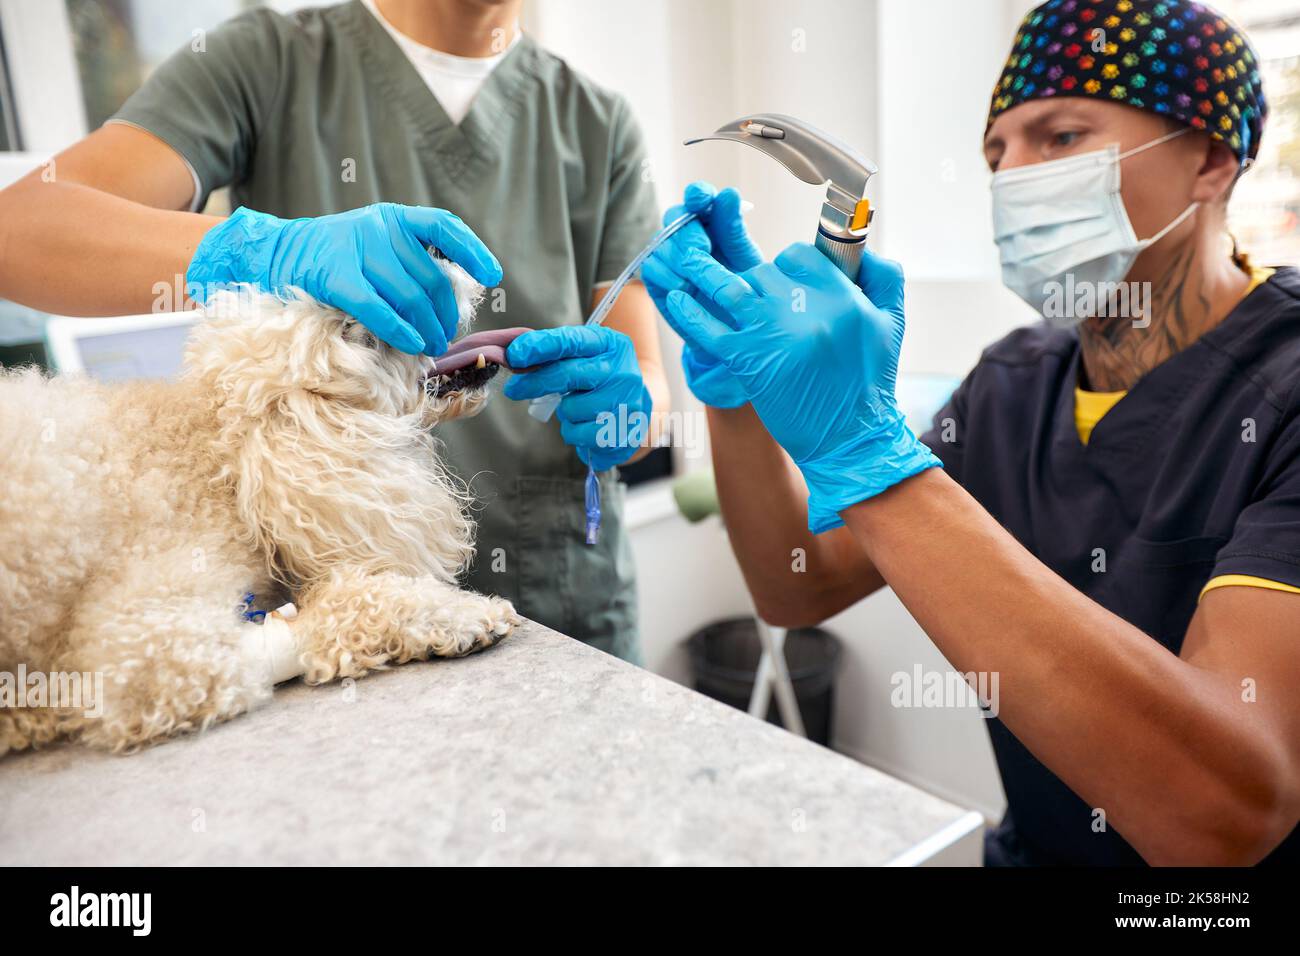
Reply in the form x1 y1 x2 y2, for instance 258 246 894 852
0 1 665 661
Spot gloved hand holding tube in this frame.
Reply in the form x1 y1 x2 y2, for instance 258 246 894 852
186 202 503 356
503 326 652 472
657 239 942 533
641 181 762 409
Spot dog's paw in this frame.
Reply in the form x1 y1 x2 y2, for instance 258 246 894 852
0 708 65 755
431 594 519 658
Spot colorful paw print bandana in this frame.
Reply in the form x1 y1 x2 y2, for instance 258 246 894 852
988 0 1267 164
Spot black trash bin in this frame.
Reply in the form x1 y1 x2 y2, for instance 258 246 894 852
687 617 842 746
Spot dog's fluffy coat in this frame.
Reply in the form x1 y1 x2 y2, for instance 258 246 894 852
0 260 517 755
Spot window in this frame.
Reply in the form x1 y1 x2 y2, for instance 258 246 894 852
0 23 16 149
65 0 264 131
1224 1 1300 264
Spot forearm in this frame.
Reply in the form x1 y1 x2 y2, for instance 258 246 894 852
599 282 670 465
709 404 883 626
0 177 219 316
845 468 1294 864
624 356 671 464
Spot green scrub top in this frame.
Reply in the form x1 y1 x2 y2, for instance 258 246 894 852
113 1 659 661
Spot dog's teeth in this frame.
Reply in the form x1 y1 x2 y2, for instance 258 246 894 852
475 353 486 369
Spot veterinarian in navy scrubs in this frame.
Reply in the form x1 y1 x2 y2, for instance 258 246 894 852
0 0 665 661
643 0 1300 865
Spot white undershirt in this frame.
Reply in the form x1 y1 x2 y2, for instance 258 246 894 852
361 0 520 125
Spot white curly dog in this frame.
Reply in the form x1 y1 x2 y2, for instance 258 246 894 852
0 259 524 754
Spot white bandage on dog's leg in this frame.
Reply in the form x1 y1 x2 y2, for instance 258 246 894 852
239 605 304 685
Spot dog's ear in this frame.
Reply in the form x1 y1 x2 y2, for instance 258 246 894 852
184 288 368 412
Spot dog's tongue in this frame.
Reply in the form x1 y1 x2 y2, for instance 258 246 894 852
431 327 531 374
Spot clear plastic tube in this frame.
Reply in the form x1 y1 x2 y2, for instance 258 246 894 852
528 210 699 423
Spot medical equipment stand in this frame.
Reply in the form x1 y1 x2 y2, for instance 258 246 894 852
746 619 805 737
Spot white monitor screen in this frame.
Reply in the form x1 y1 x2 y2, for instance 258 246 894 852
43 313 197 381
74 325 192 381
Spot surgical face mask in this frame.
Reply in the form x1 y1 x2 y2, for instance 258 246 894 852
991 128 1199 327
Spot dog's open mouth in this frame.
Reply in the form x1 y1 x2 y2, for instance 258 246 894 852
424 327 531 397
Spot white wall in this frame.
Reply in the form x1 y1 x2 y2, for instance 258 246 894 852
876 0 1026 280
721 0 880 260
0 0 86 149
879 0 1042 383
628 514 753 682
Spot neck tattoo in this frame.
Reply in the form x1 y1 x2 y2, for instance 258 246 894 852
1078 242 1217 392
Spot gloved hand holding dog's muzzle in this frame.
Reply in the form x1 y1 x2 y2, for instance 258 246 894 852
186 202 503 356
662 243 941 533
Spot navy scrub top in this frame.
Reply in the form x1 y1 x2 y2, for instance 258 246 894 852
920 266 1300 866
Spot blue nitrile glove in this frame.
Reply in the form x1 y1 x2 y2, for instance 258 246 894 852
641 182 762 409
662 243 941 533
186 203 503 356
504 326 652 471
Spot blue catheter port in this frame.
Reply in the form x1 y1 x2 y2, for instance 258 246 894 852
585 466 601 546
